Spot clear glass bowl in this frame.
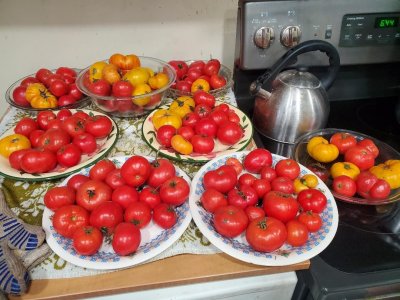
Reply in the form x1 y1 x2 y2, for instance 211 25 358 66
167 61 233 98
293 128 400 205
5 68 90 111
76 57 176 118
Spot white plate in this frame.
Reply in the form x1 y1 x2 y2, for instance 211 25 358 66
0 109 117 181
42 155 192 270
189 151 339 266
142 101 253 164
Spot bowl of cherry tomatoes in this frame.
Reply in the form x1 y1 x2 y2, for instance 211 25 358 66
293 128 400 205
167 59 233 98
76 55 176 118
6 67 90 111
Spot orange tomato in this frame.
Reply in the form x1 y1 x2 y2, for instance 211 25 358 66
109 53 141 73
148 72 169 90
102 64 121 85
191 78 210 93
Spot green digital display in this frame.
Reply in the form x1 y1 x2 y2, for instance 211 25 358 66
375 17 398 28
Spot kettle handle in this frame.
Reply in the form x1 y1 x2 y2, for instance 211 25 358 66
251 40 340 95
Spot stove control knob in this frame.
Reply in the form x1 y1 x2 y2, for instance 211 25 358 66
280 26 301 48
254 27 275 49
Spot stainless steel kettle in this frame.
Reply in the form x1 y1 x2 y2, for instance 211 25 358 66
251 40 340 144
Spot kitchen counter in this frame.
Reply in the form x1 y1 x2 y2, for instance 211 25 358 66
10 253 309 300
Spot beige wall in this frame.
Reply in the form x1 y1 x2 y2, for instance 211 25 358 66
0 0 238 116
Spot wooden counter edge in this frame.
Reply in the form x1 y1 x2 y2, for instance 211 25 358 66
10 253 309 300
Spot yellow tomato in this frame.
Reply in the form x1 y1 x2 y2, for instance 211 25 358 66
102 63 121 85
307 136 339 163
123 67 150 87
143 67 155 78
168 96 195 119
191 78 210 93
152 110 182 130
293 179 310 194
89 61 108 82
148 72 169 90
301 174 319 188
25 83 57 108
132 83 152 106
171 135 193 155
370 160 400 189
0 134 31 158
330 162 360 180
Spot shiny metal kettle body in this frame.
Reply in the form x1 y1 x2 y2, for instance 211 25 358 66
251 40 340 144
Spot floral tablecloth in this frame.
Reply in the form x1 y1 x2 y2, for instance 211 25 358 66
0 90 253 279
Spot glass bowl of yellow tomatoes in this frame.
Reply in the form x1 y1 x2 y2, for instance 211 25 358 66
76 55 176 117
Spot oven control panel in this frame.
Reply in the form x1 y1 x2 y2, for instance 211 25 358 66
236 0 400 70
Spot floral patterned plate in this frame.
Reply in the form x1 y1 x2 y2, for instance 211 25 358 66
0 109 117 181
189 151 339 266
142 101 253 164
42 155 192 270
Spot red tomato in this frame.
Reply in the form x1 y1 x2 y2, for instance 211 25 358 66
37 128 71 152
186 68 202 81
238 173 257 187
217 121 243 145
29 129 45 148
356 171 390 200
228 110 240 124
35 68 53 84
85 115 113 139
209 110 229 127
159 176 190 206
12 86 30 107
20 77 40 87
89 201 124 235
44 186 75 211
14 117 38 137
178 126 195 141
76 180 112 211
307 163 330 183
156 125 177 148
58 95 78 107
193 91 216 108
8 149 30 170
88 79 111 96
52 205 90 238
168 60 189 80
72 226 103 256
112 185 139 209
46 119 63 130
213 205 248 238
344 145 375 171
56 109 73 122
105 168 126 190
225 157 243 175
139 186 161 209
243 148 273 174
260 165 277 182
274 159 300 180
191 134 215 154
62 116 86 138
73 133 97 154
120 156 151 187
175 81 191 93
214 103 229 113
194 104 212 118
270 177 295 194
67 174 90 191
49 79 68 97
112 80 134 97
286 220 309 247
245 206 265 222
194 117 217 138
297 189 327 214
358 138 379 158
124 202 152 229
20 149 57 173
147 158 176 188
112 222 141 256
37 111 57 130
89 159 116 181
153 203 177 229
263 191 299 223
203 59 221 77
56 144 82 168
209 74 227 90
245 217 287 252
200 188 228 213
56 67 77 78
73 111 90 121
203 165 238 194
68 83 83 100
297 211 323 233
189 60 206 73
329 132 357 155
369 179 391 200
332 175 357 197
182 112 201 128
252 178 271 199
227 185 258 209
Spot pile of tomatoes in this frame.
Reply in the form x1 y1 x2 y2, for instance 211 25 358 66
83 53 169 107
306 132 399 200
12 67 84 109
0 109 113 174
168 59 227 94
153 91 243 155
44 156 190 256
200 149 328 252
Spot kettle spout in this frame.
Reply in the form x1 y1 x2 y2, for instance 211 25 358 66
250 81 271 99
